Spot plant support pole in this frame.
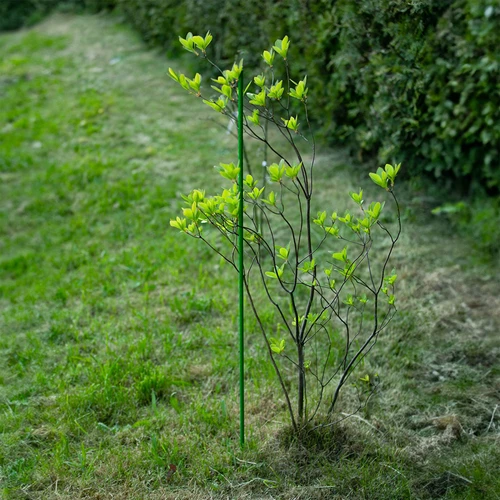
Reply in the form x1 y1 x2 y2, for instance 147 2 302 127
237 71 245 447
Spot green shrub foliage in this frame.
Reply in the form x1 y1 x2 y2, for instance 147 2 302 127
114 0 499 191
4 0 498 191
0 0 111 31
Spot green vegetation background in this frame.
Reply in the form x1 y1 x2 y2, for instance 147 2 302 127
4 0 499 256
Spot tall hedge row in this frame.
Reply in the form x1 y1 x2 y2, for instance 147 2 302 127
4 0 499 191
115 0 500 192
0 0 114 31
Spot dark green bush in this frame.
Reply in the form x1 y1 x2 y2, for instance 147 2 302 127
3 0 498 193
0 0 56 31
115 0 499 193
317 0 500 191
0 0 111 31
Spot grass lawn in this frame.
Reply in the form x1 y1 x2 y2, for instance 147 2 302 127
1 13 499 499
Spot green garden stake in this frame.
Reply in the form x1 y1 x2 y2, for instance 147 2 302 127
237 71 245 447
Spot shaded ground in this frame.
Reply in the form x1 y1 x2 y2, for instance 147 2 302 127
0 13 499 499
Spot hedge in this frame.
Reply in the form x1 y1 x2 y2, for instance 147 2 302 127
4 0 499 192
115 0 500 192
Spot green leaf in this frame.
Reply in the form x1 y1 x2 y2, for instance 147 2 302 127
289 76 308 101
212 75 227 85
332 247 348 263
191 35 205 49
204 31 213 49
273 36 290 59
269 337 285 354
340 263 356 280
168 67 179 82
247 186 265 200
299 259 315 273
266 264 284 280
385 273 397 286
170 217 187 232
324 226 339 236
268 161 286 182
268 80 285 100
285 162 302 179
248 89 266 107
277 244 290 260
248 109 260 125
282 115 299 131
344 294 354 306
262 191 276 206
369 172 386 189
358 294 368 304
187 73 202 93
254 74 266 87
244 174 255 187
179 33 197 54
313 211 327 225
203 97 227 113
350 189 363 205
262 49 275 66
367 201 384 220
216 162 240 181
177 74 190 91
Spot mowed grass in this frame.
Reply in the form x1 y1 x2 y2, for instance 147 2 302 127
1 13 499 499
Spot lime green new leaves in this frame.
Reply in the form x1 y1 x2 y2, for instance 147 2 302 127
170 184 243 236
266 264 284 280
332 246 356 279
203 97 227 112
273 36 290 59
332 246 348 263
262 191 276 206
383 272 398 305
212 61 244 86
211 83 232 100
299 259 315 273
170 189 208 233
258 160 300 184
262 49 275 67
248 109 260 125
248 90 266 107
262 36 290 66
254 74 266 87
268 80 284 100
179 31 213 54
285 162 302 179
276 244 290 261
282 115 299 132
247 186 265 200
289 76 308 101
369 163 401 189
313 210 339 237
268 160 286 182
269 337 285 354
350 189 363 205
216 162 240 182
168 68 202 95
170 216 188 232
385 273 397 286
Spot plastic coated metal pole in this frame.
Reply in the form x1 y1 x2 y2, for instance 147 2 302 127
237 72 245 447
